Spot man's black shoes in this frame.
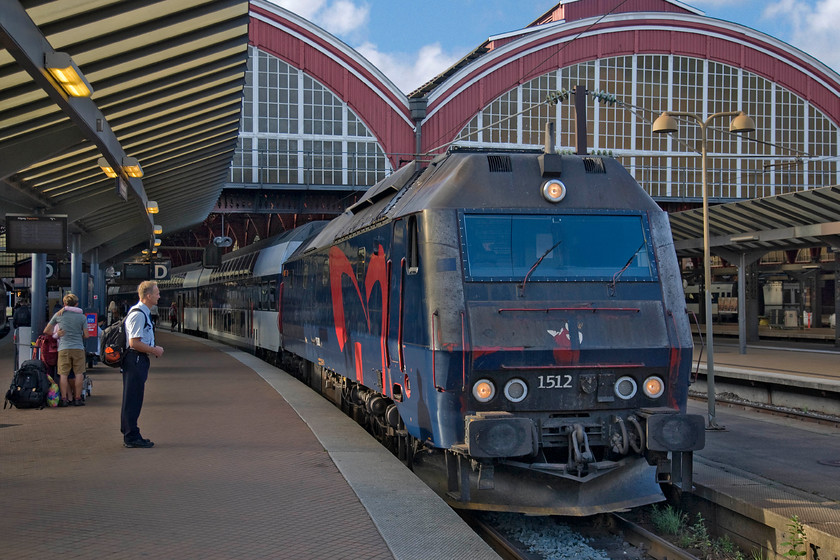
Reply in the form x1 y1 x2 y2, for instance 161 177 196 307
124 439 155 448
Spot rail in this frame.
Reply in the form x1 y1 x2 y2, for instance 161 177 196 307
691 364 840 418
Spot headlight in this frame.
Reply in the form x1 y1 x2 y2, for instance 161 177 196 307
503 378 528 403
541 179 567 203
472 379 496 402
643 376 665 399
614 376 637 400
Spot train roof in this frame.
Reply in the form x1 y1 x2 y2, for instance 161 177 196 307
302 147 661 252
164 220 328 287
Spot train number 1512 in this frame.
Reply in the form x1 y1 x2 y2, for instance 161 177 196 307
537 374 573 389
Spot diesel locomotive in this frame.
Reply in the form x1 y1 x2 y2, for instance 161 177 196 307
145 140 705 515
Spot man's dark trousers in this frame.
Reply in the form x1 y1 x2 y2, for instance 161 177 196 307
121 350 150 442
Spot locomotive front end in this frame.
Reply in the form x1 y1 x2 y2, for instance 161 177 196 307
413 149 705 515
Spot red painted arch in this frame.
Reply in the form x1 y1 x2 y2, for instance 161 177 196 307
249 4 415 170
421 15 840 153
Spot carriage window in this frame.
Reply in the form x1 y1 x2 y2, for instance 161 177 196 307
356 247 366 282
268 281 276 310
462 213 655 281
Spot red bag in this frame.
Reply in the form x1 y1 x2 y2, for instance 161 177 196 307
36 334 59 367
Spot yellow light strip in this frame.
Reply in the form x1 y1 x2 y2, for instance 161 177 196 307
97 157 117 178
122 157 143 178
44 52 93 98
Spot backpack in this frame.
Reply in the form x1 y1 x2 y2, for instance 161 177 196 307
4 359 50 409
100 308 148 368
35 334 59 366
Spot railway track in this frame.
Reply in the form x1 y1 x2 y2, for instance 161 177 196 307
463 511 700 560
689 390 840 427
689 361 840 421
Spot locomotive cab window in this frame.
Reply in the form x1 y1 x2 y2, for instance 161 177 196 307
406 215 419 275
461 212 655 282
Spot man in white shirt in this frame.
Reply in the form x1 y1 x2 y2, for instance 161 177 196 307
121 281 164 448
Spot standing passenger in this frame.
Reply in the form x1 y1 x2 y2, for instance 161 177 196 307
108 300 119 325
45 294 88 406
121 281 164 449
12 300 31 328
169 301 178 332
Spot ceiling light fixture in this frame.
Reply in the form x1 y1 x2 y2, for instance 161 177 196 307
44 51 93 97
97 157 117 178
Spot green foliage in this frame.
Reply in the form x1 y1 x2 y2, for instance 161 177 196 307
714 535 737 555
781 515 807 558
678 513 713 552
650 504 687 535
647 505 758 560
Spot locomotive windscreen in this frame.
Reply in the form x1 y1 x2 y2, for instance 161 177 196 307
461 212 655 281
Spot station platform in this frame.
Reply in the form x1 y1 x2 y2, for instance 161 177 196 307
693 337 840 384
695 322 839 344
2 330 838 559
0 332 500 560
690 342 840 557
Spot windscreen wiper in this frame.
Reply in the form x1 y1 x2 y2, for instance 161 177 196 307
608 241 645 296
518 239 562 297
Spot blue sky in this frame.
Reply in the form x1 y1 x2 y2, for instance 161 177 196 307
269 0 840 93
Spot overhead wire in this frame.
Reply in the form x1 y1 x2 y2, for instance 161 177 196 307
423 0 634 154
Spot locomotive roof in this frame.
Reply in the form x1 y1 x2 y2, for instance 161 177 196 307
301 148 662 253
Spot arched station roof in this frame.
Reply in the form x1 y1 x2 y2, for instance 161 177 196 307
248 0 415 169
0 0 249 265
418 0 840 154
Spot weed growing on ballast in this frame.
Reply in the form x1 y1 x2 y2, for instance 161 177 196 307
645 505 768 560
649 504 686 535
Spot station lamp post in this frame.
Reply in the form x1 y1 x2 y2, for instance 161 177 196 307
652 110 755 429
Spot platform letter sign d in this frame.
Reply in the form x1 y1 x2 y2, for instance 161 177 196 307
154 263 169 280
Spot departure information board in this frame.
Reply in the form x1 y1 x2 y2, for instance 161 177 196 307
4 214 68 254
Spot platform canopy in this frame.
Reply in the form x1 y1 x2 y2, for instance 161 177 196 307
669 184 840 258
0 0 249 265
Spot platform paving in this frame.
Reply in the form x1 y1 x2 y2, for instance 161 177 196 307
0 332 499 560
4 326 838 559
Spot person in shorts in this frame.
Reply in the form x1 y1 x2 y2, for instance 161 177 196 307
45 293 89 407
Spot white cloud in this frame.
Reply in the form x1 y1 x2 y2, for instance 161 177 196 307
319 0 370 35
268 0 327 20
265 0 459 92
268 0 369 37
689 0 744 5
762 0 800 24
763 0 840 71
356 41 461 93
